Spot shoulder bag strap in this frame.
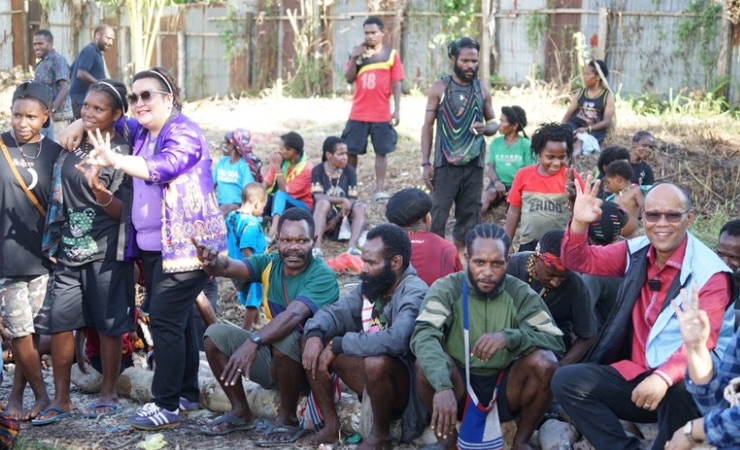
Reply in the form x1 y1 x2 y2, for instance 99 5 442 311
0 138 46 217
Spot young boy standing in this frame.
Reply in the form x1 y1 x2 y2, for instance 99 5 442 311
225 183 268 330
604 160 644 238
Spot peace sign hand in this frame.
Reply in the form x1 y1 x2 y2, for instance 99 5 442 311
570 173 603 232
671 284 710 352
82 129 118 168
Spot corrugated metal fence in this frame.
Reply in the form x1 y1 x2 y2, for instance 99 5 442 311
1 0 738 104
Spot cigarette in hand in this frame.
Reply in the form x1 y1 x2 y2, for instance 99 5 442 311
471 128 479 136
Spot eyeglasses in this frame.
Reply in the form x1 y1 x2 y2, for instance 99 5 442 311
642 210 689 223
126 89 169 106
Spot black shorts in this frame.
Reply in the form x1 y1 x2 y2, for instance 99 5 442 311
455 363 514 422
44 260 135 335
342 120 397 156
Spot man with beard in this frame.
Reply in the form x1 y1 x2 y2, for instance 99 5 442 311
342 16 405 201
69 24 114 119
192 208 339 444
421 37 498 250
552 180 735 450
411 223 564 450
300 224 428 448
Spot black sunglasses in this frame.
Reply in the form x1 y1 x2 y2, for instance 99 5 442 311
127 89 169 105
642 210 689 223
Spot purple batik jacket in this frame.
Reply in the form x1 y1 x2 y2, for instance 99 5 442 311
119 113 227 273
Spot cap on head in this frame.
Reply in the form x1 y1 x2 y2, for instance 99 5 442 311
13 81 51 128
588 201 628 245
385 188 432 227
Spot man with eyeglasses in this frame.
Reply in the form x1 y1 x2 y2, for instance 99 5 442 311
551 180 735 450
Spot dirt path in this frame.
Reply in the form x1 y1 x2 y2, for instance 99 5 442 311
5 91 739 449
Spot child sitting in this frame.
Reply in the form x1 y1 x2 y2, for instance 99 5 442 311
213 129 258 217
604 160 644 238
225 182 268 330
481 105 533 213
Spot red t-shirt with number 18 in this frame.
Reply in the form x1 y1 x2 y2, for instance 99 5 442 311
348 47 405 123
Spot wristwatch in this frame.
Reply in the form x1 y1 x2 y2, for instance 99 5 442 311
249 333 263 348
683 420 702 445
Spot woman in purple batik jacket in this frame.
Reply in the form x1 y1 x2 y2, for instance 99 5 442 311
73 67 226 430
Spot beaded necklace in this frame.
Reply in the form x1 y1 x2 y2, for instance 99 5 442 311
526 254 550 298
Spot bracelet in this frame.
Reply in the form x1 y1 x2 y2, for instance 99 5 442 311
96 190 113 207
421 161 431 167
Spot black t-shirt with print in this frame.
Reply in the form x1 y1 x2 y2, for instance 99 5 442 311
630 161 654 186
506 252 596 349
310 164 358 200
58 134 131 266
0 132 61 277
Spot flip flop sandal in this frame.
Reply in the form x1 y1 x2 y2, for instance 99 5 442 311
201 414 256 436
254 424 308 447
31 406 73 426
82 402 121 418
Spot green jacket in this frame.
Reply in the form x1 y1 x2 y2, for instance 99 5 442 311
411 272 565 392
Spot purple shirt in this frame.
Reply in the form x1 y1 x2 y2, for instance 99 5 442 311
132 137 163 251
119 113 227 273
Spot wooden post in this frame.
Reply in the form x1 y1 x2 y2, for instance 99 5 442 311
480 0 491 85
177 30 185 98
245 12 254 89
716 12 732 99
597 7 608 60
392 0 406 52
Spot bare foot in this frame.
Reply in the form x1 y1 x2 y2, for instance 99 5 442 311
297 426 339 446
28 398 51 420
5 399 29 421
357 432 392 450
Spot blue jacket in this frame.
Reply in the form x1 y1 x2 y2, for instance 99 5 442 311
587 232 734 369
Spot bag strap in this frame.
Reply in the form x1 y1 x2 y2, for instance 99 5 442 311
462 277 504 406
0 138 46 218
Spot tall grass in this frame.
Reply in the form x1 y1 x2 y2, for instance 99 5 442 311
690 206 732 248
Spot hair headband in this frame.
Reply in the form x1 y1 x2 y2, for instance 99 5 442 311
534 245 567 272
96 81 125 109
149 69 173 94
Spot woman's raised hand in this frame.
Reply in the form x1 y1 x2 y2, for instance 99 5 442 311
82 129 118 168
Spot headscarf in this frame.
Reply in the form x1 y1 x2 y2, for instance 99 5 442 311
225 128 255 159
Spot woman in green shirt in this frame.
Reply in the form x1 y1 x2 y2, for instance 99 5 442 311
481 105 533 213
